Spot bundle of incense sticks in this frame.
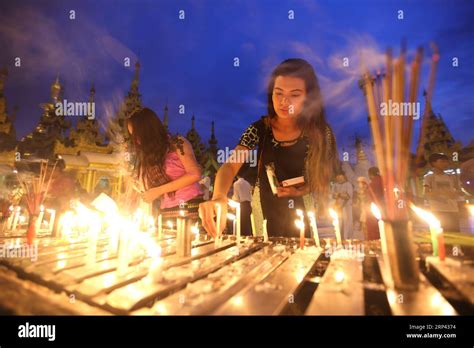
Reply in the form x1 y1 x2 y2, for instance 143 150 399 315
15 159 58 243
362 42 439 221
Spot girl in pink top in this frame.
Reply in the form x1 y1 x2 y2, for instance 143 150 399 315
126 108 202 212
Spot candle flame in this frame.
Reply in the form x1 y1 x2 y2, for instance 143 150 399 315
370 203 382 220
410 204 441 228
307 211 315 219
328 208 338 221
334 269 345 283
295 219 304 229
296 209 304 218
179 210 185 217
227 199 240 209
468 205 474 216
166 220 173 229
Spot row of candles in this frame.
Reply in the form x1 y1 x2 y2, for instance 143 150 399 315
2 205 56 234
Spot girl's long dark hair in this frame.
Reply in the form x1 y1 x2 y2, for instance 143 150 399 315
126 107 172 190
267 58 339 197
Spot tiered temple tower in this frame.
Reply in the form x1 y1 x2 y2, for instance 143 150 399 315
185 114 206 164
201 121 220 181
0 68 17 152
17 76 72 160
107 61 142 147
414 93 462 174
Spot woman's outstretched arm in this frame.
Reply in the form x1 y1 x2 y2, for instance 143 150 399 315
199 145 249 237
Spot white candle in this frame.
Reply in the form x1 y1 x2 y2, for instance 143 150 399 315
191 222 199 242
6 205 14 230
147 255 164 283
468 205 474 233
47 209 56 234
177 217 184 247
12 207 21 231
228 199 241 243
117 221 131 277
215 203 222 247
262 219 268 242
157 214 163 238
296 209 305 249
329 208 342 247
227 213 236 235
36 205 45 231
307 211 320 248
86 213 100 266
250 213 256 237
147 215 155 234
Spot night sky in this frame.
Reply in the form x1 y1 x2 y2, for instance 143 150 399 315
0 0 473 160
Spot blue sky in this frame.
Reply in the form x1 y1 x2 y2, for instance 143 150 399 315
0 0 473 161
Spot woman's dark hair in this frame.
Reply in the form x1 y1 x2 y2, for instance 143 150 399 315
368 167 380 177
126 107 172 190
267 58 339 196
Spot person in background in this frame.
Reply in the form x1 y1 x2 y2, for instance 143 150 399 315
199 176 211 201
126 108 203 219
424 153 464 232
332 172 353 240
356 176 380 240
232 174 253 236
368 167 384 208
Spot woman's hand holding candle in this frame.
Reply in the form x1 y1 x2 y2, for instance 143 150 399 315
198 197 228 238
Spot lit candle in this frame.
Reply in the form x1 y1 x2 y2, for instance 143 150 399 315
250 213 256 236
410 205 446 260
6 205 14 230
371 203 388 255
191 222 199 242
147 215 155 234
437 227 446 261
262 219 268 242
228 199 241 243
147 253 164 283
215 203 222 247
117 220 131 277
36 205 45 231
176 210 190 257
12 206 21 231
46 209 56 234
468 205 474 233
86 213 100 266
296 209 305 249
307 211 320 248
329 208 342 247
227 212 236 235
295 219 305 249
410 205 440 257
157 214 163 238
